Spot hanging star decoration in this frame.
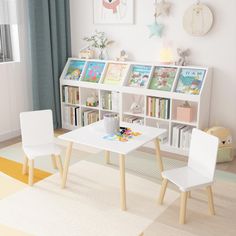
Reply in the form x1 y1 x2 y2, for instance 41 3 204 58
155 0 171 17
147 21 164 38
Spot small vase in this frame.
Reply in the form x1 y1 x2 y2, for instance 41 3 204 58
98 48 107 60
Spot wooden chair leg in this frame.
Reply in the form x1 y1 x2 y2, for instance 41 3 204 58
105 151 110 164
22 155 28 175
158 178 168 205
62 142 73 188
28 159 34 186
179 191 188 224
51 155 58 169
206 186 215 215
55 155 63 178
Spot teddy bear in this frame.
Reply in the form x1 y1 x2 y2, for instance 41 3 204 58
175 48 191 66
205 126 234 163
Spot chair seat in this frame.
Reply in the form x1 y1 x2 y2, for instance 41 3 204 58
23 143 62 159
162 166 213 192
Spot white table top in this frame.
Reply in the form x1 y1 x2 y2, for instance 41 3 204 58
59 121 166 155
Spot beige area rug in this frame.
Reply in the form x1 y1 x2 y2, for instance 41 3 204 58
144 180 236 236
0 173 33 236
0 160 179 236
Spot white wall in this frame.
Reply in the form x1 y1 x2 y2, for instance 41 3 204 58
0 0 32 141
70 0 236 147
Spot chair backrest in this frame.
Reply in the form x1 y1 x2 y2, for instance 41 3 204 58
188 128 219 181
20 110 54 146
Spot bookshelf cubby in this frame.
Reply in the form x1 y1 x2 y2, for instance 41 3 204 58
60 58 212 156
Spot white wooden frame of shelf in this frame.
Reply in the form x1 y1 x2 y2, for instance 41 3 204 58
59 58 212 156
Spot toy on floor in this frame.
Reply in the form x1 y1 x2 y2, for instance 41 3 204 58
205 126 234 163
103 127 141 142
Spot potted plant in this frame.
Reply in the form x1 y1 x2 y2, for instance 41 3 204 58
83 31 114 60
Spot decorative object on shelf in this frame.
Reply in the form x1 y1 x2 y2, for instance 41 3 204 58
94 0 134 24
183 1 214 37
159 45 174 64
175 68 206 95
205 127 233 163
103 127 141 142
83 31 114 60
129 95 143 114
147 0 165 38
176 101 194 122
86 94 99 107
149 66 177 91
175 48 191 66
78 46 95 59
103 113 120 134
116 50 128 61
155 0 171 17
64 60 86 81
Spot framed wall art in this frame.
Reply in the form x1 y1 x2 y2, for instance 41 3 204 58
93 0 134 24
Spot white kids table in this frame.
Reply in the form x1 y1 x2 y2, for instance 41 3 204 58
59 120 166 211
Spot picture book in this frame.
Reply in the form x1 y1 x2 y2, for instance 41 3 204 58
149 67 177 91
127 65 152 88
102 63 128 85
81 61 105 83
175 68 206 95
65 60 86 80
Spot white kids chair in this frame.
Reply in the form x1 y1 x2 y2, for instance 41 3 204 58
158 128 219 224
20 110 63 186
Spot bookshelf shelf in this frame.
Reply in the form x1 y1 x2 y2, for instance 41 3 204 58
60 58 212 156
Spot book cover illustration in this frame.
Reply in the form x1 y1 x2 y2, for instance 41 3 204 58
175 68 206 95
149 67 177 91
81 61 106 83
103 63 128 85
65 60 86 80
127 65 152 88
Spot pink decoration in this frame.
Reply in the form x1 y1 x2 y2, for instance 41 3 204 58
102 0 121 14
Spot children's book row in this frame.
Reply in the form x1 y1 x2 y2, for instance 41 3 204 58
63 59 207 95
147 97 170 119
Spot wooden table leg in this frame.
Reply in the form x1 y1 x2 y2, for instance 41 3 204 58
61 142 73 188
105 151 110 164
154 138 164 173
119 154 126 211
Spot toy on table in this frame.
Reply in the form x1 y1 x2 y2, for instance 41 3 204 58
103 127 141 142
205 126 234 163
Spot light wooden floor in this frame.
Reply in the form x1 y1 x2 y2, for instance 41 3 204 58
0 130 235 174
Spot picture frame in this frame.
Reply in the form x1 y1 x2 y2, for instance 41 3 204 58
93 0 134 25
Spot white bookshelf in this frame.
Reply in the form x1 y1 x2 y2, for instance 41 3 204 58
59 58 212 156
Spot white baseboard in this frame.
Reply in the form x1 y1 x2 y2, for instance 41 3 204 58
0 129 21 142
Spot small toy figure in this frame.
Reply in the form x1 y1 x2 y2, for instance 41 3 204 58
86 94 98 107
175 48 190 66
205 126 234 163
129 95 143 114
116 50 128 61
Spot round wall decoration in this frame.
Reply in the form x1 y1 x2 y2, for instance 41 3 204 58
183 3 214 36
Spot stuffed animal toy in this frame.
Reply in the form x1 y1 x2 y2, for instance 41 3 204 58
175 48 191 66
205 126 234 163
